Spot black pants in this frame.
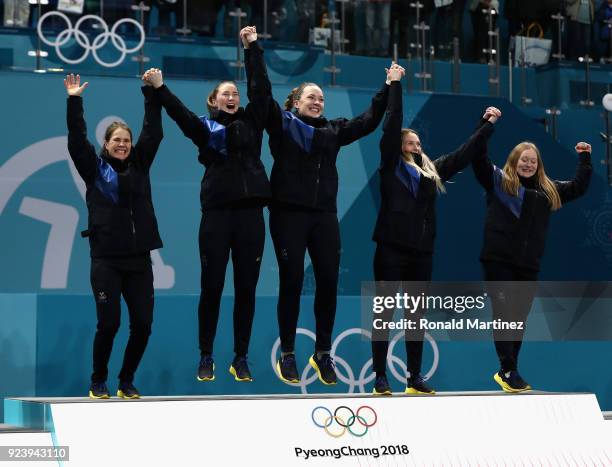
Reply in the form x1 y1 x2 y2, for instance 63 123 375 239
483 261 538 372
198 206 265 357
90 255 153 384
270 208 340 353
371 243 433 377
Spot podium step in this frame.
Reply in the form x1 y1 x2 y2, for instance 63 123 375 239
4 391 612 466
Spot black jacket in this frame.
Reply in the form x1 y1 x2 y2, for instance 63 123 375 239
66 87 164 258
373 82 495 253
472 147 592 271
267 83 389 212
155 40 271 210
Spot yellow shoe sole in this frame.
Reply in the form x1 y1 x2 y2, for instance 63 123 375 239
308 355 337 386
196 363 215 382
372 388 392 396
88 391 110 400
493 372 532 393
116 390 140 399
275 360 299 383
229 365 253 382
404 387 435 395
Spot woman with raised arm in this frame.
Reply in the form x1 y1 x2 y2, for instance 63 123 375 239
266 61 392 387
371 67 499 396
145 27 271 383
472 137 592 392
65 72 164 400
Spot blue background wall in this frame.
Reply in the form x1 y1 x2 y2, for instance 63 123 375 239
0 70 611 421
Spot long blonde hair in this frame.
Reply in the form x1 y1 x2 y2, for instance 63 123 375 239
501 142 561 211
401 129 445 193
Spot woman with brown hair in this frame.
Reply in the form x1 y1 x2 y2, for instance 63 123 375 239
65 71 164 399
472 139 592 392
266 63 393 386
147 26 272 383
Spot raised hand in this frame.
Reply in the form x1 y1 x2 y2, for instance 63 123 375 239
64 73 88 97
574 142 592 154
240 26 257 48
142 68 163 88
385 62 405 82
482 106 502 124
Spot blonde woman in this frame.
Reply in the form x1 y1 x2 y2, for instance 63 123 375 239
371 73 499 395
472 138 592 392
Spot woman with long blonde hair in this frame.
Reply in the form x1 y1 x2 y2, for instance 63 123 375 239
370 66 500 396
472 139 592 392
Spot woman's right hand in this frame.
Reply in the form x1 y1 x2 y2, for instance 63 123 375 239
240 26 257 48
143 68 164 88
385 62 405 82
64 73 88 96
482 106 501 124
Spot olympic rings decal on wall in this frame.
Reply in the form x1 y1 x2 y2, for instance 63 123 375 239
270 327 439 394
37 12 145 67
311 405 377 438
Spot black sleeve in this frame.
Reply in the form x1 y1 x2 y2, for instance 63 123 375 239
379 81 402 165
66 96 97 184
433 121 495 182
470 128 495 192
156 84 210 149
134 86 164 171
244 40 273 131
336 83 390 147
555 151 593 204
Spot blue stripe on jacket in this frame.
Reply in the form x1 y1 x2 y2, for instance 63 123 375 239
199 116 228 156
492 165 525 218
395 159 421 197
282 111 314 153
94 157 119 204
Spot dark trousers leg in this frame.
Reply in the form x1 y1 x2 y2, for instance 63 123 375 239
118 261 154 383
90 259 122 383
371 244 403 375
198 211 231 356
484 261 537 372
308 212 340 352
371 243 432 376
270 209 308 353
230 207 265 356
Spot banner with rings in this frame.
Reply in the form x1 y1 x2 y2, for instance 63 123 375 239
37 12 145 67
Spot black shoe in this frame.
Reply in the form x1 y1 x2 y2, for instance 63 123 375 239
117 381 140 399
276 354 299 383
229 355 253 382
309 353 337 385
405 374 435 395
372 374 392 396
197 355 215 382
88 381 110 399
493 370 532 393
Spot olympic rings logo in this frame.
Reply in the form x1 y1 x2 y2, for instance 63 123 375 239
37 12 145 67
311 405 377 438
270 327 439 394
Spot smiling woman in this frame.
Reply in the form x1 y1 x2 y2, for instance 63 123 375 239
64 71 164 401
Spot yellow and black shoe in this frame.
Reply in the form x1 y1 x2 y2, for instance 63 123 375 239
88 382 110 399
197 356 215 382
309 353 337 385
405 375 435 395
276 354 300 383
372 375 392 396
117 381 140 399
229 356 253 382
493 370 532 393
